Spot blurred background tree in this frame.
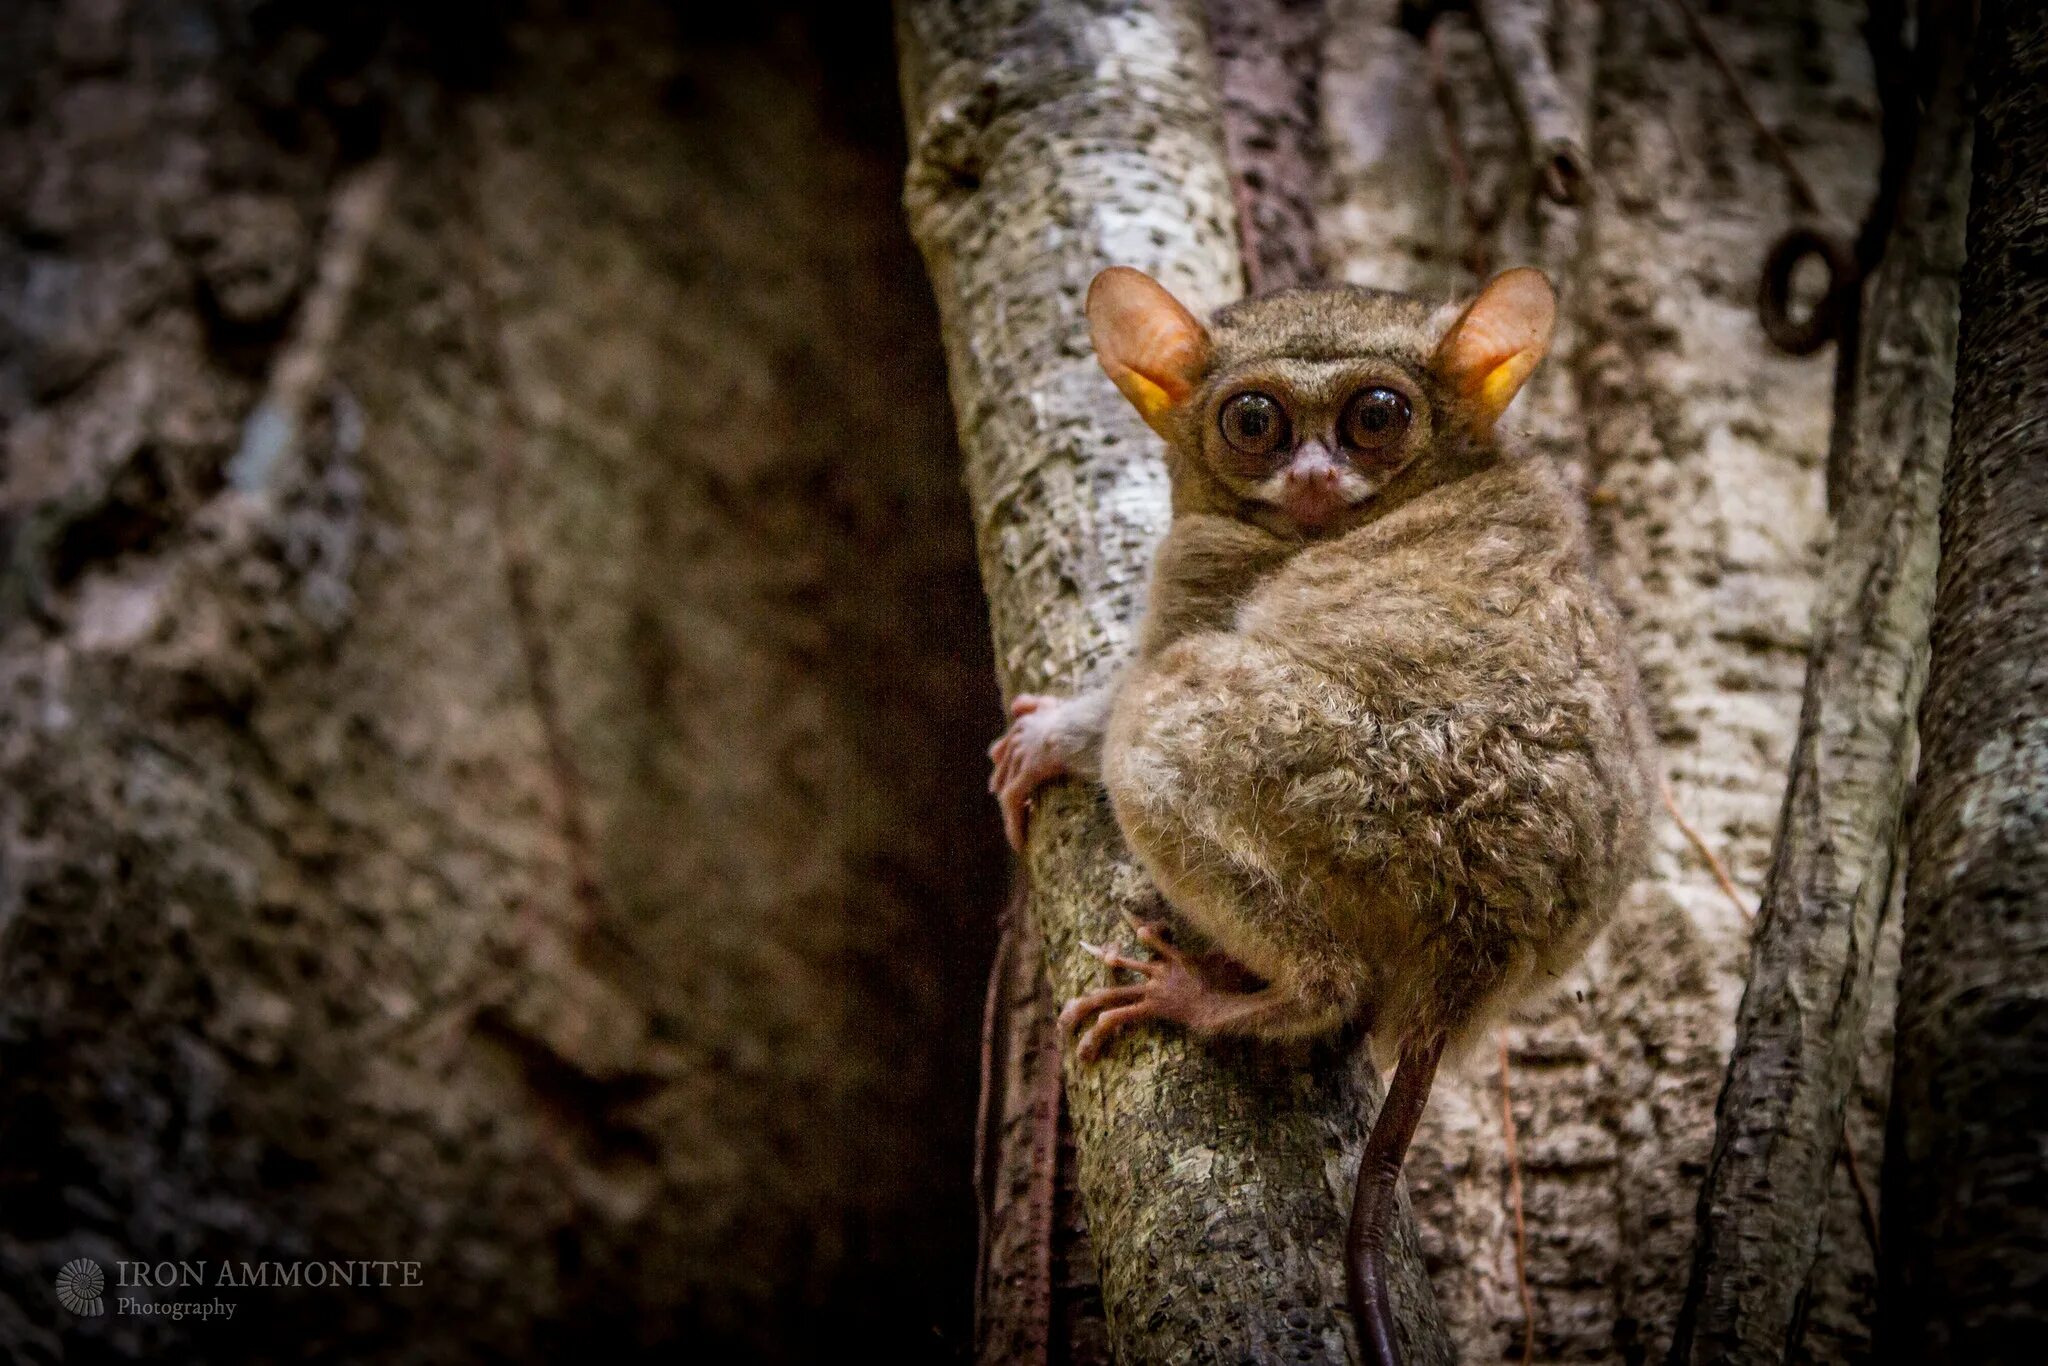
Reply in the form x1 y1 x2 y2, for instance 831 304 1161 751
0 2 1003 1360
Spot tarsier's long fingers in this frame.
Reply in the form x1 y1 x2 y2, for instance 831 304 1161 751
998 784 1031 852
1079 940 1165 979
988 737 1013 794
1131 922 1179 960
999 763 1055 850
1073 1001 1160 1062
987 700 1044 781
988 695 1075 851
991 736 1033 805
1057 982 1152 1037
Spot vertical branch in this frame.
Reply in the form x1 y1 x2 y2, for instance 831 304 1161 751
897 1 1452 1360
1472 0 1589 205
1669 6 1973 1362
975 886 1068 1363
1883 1 2048 1358
1206 0 1330 292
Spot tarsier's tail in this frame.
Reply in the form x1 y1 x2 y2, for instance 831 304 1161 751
1347 1032 1447 1366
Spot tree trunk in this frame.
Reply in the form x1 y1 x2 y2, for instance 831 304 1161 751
0 4 1001 1360
908 0 1903 1361
1671 6 1973 1361
1319 1 1887 1359
1882 2 2048 1359
971 8 1335 1360
895 3 1453 1362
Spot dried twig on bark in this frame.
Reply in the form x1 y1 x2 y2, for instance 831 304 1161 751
1472 0 1588 205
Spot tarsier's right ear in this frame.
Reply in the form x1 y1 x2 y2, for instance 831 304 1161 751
1086 267 1212 436
1431 267 1556 430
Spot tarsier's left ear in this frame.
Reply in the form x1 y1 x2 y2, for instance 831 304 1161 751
1086 267 1212 436
1431 267 1556 429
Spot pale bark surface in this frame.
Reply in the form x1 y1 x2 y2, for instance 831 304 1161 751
1319 1 1887 1360
1672 10 1972 1361
1882 2 2048 1358
897 2 1451 1362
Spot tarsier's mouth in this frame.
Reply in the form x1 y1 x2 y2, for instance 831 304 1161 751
1279 484 1356 530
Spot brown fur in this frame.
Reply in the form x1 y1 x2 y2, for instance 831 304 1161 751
997 275 1653 1059
989 271 1654 1363
1109 433 1652 1055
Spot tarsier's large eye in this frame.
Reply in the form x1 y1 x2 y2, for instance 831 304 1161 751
1341 387 1413 450
1219 392 1289 456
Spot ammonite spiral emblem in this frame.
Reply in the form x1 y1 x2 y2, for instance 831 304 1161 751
56 1258 105 1315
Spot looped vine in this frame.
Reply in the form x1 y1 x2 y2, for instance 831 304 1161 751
1758 225 1860 357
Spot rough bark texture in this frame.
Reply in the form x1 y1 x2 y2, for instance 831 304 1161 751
896 3 1452 1362
1881 2 2048 1359
1320 1 1886 1360
1472 0 1589 205
974 8 1332 1358
1670 10 1972 1361
0 3 1001 1360
1206 0 1329 292
976 891 1070 1364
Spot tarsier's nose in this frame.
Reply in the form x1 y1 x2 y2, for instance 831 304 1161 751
1285 443 1344 491
1278 442 1350 529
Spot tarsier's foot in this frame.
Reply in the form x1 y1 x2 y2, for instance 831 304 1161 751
1060 921 1256 1062
987 693 1075 851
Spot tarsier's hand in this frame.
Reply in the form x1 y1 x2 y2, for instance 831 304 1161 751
988 694 1084 851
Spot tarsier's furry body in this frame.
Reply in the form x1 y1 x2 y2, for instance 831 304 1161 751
989 267 1654 1363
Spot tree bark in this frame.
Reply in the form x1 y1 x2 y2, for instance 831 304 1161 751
972 9 1332 1361
1320 2 1887 1358
1206 0 1329 293
1882 2 2048 1359
895 3 1452 1362
0 5 1001 1359
975 886 1070 1364
1671 6 1973 1360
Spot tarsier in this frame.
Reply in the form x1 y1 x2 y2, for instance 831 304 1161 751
988 265 1654 1364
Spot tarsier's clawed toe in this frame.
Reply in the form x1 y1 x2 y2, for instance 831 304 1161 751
996 769 1041 852
1064 989 1159 1062
1079 937 1166 979
1060 926 1206 1061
